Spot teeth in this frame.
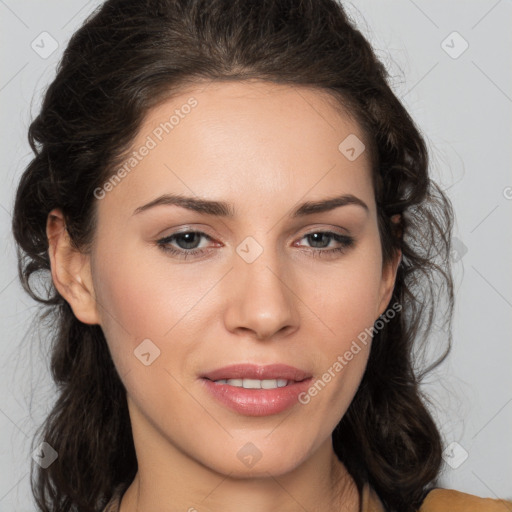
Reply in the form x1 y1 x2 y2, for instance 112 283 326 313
261 379 278 389
213 378 289 389
243 378 261 389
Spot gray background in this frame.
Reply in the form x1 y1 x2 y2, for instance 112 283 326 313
1 0 511 509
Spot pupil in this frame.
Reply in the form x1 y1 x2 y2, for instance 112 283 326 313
309 233 329 248
178 232 200 249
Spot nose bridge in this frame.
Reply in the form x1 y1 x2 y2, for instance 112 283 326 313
224 235 300 339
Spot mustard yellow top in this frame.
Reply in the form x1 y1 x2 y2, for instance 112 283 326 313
102 481 512 511
360 482 512 511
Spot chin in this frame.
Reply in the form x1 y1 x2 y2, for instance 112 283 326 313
201 444 310 479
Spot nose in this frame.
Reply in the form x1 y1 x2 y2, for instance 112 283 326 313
223 248 300 341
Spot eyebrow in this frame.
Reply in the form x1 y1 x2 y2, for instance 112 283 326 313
132 193 369 217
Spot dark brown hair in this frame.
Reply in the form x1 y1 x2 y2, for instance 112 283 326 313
12 1 454 511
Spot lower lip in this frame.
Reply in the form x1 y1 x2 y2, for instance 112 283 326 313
201 378 312 416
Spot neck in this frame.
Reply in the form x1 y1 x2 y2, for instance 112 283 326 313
120 404 360 512
121 450 359 512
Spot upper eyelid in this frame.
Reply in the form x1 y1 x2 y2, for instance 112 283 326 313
154 215 355 239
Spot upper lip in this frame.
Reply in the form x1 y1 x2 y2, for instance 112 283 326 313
201 364 311 382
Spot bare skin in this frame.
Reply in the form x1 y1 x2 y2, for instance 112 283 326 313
46 80 401 512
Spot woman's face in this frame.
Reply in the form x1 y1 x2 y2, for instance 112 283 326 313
83 81 399 477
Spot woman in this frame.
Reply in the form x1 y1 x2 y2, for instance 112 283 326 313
11 0 512 511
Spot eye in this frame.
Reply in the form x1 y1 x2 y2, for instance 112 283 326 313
156 229 355 260
295 231 355 258
156 231 216 259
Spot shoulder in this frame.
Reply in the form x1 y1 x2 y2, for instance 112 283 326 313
362 482 512 512
419 488 512 511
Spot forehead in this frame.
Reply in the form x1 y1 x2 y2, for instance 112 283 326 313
142 80 367 151
98 80 375 219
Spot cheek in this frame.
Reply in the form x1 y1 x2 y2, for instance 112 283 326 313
308 247 384 346
92 241 197 334
91 250 205 418
90 245 164 364
298 240 383 409
90 240 223 382
298 270 381 434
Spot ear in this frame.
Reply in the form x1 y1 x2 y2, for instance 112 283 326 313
46 208 100 325
376 214 402 317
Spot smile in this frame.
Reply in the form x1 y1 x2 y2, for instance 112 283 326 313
212 378 289 389
200 364 313 416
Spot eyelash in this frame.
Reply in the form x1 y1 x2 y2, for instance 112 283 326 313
156 230 355 260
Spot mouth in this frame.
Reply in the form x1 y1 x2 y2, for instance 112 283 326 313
208 378 291 389
200 363 311 382
200 364 313 416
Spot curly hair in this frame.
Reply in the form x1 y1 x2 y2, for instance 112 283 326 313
12 1 454 511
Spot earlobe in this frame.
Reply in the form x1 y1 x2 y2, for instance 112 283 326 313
46 208 100 325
